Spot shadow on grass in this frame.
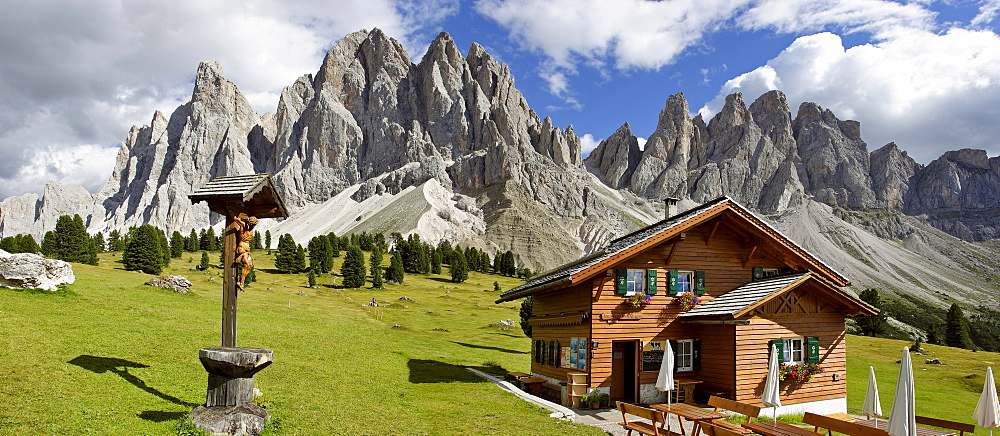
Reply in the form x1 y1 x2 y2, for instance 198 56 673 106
489 332 525 338
407 359 507 383
428 277 456 284
68 355 198 408
138 410 188 422
451 341 528 355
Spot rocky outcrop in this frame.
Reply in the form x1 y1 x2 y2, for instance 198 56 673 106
792 102 875 209
584 123 641 189
871 143 918 210
904 149 1000 241
0 249 75 291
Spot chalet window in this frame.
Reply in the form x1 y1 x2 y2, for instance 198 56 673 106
770 337 820 365
668 270 706 295
626 269 645 295
676 339 695 371
534 340 544 364
570 337 587 370
548 341 559 367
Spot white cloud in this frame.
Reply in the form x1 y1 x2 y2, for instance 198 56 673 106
737 0 935 37
699 29 1000 163
580 133 601 157
0 0 458 198
973 0 1000 28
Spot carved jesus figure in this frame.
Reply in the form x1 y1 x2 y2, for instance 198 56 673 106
234 213 258 291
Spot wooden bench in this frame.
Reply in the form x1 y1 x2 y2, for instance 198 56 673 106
618 401 668 436
804 412 887 436
703 421 751 436
916 416 976 436
540 382 562 401
707 395 761 435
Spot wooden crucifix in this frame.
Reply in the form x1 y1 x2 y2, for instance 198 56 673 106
190 174 288 347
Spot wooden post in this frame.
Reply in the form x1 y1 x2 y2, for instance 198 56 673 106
223 213 239 347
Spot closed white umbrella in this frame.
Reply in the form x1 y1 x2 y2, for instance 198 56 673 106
862 366 883 427
888 347 916 436
973 367 1000 436
655 341 676 432
762 344 782 422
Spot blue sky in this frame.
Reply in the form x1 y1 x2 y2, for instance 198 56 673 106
0 0 998 199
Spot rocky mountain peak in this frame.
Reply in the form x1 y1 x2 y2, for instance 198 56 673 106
793 101 875 209
871 142 918 210
584 122 641 189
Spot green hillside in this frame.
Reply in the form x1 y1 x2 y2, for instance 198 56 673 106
3 250 999 434
0 250 599 435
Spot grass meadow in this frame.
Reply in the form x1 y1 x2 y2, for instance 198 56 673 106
0 250 600 435
2 249 1000 434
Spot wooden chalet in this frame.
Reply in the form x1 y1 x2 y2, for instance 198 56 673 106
496 197 877 413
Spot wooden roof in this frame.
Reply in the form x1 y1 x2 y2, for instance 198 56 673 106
496 196 849 303
678 272 878 319
188 174 289 219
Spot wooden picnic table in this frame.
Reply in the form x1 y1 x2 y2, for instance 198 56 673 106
743 421 821 436
652 403 726 436
675 378 704 404
506 371 530 381
855 419 956 436
519 377 546 395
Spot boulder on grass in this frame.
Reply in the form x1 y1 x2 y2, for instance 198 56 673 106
0 249 75 291
145 275 193 293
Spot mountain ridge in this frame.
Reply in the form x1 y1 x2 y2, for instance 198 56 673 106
1 28 999 308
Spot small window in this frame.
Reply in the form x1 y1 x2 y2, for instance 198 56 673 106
784 337 804 364
676 339 695 371
676 271 694 293
762 268 779 278
626 269 645 295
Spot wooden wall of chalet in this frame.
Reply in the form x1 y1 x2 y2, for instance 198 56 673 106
586 220 791 393
529 284 591 380
734 285 849 406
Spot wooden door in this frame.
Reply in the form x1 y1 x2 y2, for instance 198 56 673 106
611 340 639 402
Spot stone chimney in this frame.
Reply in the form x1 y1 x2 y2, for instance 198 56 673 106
664 197 679 219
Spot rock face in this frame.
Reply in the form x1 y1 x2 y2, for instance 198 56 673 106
1 27 1000 280
0 249 75 291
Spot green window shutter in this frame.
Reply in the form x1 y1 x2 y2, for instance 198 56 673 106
668 270 679 295
695 271 706 295
693 339 702 370
769 339 785 362
646 269 658 294
669 340 679 371
752 267 763 281
615 268 627 295
807 337 820 363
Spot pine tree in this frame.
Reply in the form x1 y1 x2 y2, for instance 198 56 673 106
927 324 941 345
502 251 516 276
199 251 210 270
92 232 105 253
251 232 262 250
274 234 299 273
945 303 974 349
327 233 340 258
41 231 58 257
386 251 405 284
321 236 334 273
308 236 329 273
431 249 442 274
0 236 16 253
122 224 165 274
295 244 307 273
450 249 468 283
519 296 533 337
417 242 430 273
856 288 887 337
200 227 217 251
370 250 384 289
264 230 272 252
170 231 185 258
108 229 124 251
341 245 366 288
307 269 317 288
84 237 99 266
50 214 90 263
187 229 199 252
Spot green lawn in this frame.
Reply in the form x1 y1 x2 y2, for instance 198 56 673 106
0 250 600 435
846 335 999 434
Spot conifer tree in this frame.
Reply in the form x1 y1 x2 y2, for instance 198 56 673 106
41 231 58 257
170 231 185 258
308 236 327 273
370 250 384 289
200 227 217 251
264 230 272 252
857 288 887 337
519 296 533 337
122 224 165 274
158 228 171 267
274 234 299 273
199 251 210 270
108 230 124 251
417 242 430 273
251 232 262 250
386 250 405 284
431 249 442 274
49 214 91 263
327 233 340 257
321 236 334 273
945 303 974 349
341 245 366 288
187 229 198 252
92 232 105 253
84 237 99 266
295 244 307 273
307 269 317 288
450 249 468 283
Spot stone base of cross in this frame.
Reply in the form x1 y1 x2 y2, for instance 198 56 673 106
190 347 273 435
